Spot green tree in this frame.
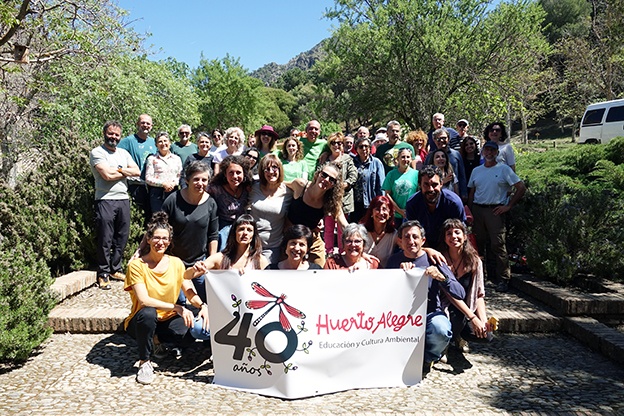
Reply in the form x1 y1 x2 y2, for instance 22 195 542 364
323 0 549 131
192 54 265 134
0 0 142 182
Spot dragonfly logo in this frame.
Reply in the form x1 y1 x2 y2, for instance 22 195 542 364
214 282 313 376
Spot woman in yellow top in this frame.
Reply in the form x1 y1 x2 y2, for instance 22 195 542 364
124 212 209 385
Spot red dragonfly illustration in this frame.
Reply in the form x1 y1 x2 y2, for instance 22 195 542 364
245 282 306 331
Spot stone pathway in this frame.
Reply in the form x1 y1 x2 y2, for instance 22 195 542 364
1 331 623 414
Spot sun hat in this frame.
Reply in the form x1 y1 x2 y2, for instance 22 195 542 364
254 125 280 141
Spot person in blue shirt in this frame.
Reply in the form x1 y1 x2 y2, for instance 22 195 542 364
118 114 157 223
386 220 465 373
424 128 467 201
405 166 466 249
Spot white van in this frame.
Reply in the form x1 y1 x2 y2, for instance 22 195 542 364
578 98 624 144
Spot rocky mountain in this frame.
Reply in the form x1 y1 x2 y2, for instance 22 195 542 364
250 40 327 86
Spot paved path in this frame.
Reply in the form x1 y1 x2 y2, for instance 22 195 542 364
1 331 623 414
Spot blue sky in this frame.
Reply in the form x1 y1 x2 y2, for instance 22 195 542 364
118 0 338 72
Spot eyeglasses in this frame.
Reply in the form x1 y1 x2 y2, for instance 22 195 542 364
261 132 272 137
345 239 363 246
490 128 502 132
151 236 170 243
330 141 343 147
319 171 337 184
457 124 467 128
358 144 370 149
436 136 449 141
264 165 279 173
246 154 259 161
179 131 191 136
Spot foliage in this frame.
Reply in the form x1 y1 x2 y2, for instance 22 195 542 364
539 0 591 42
512 137 624 284
0 0 143 181
39 55 200 142
0 241 56 361
192 54 265 134
322 0 550 131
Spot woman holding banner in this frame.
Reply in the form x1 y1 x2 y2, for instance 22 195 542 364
124 212 209 385
324 223 379 270
191 214 269 273
440 218 493 352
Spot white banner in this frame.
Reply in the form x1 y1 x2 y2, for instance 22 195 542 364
206 268 428 399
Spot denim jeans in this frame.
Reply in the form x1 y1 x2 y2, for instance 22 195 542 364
424 311 453 363
177 273 207 305
218 223 232 252
189 317 211 341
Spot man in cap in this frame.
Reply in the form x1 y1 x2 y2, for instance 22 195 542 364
468 141 526 292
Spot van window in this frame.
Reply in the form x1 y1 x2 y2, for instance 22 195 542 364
606 106 624 123
582 108 605 126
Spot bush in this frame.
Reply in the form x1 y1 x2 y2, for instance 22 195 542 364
0 131 145 275
0 242 56 361
512 138 624 284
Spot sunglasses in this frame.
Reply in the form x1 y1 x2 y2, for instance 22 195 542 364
264 165 279 173
490 128 502 132
330 141 343 147
436 136 449 141
246 154 259 161
179 131 191 136
358 144 371 149
319 171 337 185
261 132 272 137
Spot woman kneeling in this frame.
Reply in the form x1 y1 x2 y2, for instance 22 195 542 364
124 212 209 385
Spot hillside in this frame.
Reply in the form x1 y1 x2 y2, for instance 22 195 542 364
250 40 327 86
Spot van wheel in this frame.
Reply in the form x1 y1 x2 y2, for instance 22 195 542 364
584 139 599 145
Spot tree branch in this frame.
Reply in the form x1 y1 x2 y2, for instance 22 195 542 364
0 0 32 48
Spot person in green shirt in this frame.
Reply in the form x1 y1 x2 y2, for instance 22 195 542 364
374 120 415 175
300 120 327 180
171 124 198 166
382 147 419 229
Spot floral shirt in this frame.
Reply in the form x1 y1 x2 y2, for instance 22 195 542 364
145 152 182 188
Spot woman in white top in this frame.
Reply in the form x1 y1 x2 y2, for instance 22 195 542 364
145 131 182 213
213 127 245 175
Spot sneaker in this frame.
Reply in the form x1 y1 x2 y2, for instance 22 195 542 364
153 343 168 359
136 361 154 385
172 347 183 359
98 274 111 290
110 271 126 281
496 280 509 292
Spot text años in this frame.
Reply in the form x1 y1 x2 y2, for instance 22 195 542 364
316 311 423 335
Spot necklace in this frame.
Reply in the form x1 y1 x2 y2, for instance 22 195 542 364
451 254 464 277
371 228 385 243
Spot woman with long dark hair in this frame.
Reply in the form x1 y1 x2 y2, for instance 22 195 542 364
208 155 253 251
439 218 493 352
196 214 268 271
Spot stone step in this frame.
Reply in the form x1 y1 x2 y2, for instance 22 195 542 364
489 307 563 333
511 274 624 316
48 307 126 333
564 316 624 366
51 270 96 301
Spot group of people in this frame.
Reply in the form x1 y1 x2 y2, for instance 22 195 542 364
89 112 524 385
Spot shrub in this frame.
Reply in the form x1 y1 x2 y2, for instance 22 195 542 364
512 138 624 285
0 131 145 275
0 242 56 361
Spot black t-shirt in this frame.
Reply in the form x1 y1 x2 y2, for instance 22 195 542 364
162 191 219 267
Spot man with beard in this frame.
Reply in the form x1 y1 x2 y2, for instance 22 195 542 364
405 165 465 249
424 128 468 201
90 121 140 289
118 114 157 222
468 141 525 292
